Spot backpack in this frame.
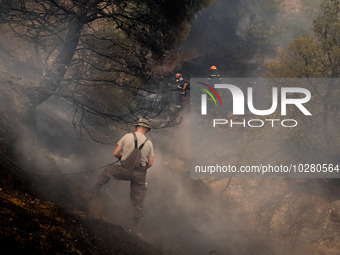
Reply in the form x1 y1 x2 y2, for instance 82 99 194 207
120 133 148 170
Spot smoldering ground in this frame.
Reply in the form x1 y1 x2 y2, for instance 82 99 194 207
12 100 278 255
10 95 340 255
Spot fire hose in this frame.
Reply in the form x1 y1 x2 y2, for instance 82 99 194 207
0 153 120 176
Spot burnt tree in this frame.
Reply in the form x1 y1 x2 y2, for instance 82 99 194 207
0 0 211 134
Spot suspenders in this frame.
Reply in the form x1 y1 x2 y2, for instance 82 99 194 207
132 133 148 150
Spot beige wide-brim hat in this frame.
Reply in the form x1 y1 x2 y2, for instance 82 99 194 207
134 118 151 131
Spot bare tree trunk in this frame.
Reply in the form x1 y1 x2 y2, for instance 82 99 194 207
30 17 84 108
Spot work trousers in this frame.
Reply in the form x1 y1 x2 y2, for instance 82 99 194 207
97 164 147 219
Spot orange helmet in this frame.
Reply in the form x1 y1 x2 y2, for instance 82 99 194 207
210 66 217 70
175 73 182 79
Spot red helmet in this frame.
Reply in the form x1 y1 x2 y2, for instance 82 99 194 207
210 66 217 70
175 73 182 79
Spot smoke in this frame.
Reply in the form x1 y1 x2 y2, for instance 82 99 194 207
1 1 339 254
13 97 114 175
5 75 340 255
94 111 276 255
9 69 338 255
10 96 279 254
178 0 324 78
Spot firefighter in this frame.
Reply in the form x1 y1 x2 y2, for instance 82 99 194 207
94 118 154 233
175 73 190 109
208 66 222 85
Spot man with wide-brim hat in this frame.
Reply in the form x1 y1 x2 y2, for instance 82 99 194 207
134 118 151 131
94 118 154 232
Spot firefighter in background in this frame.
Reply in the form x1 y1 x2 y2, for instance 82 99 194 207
208 65 222 86
175 73 190 109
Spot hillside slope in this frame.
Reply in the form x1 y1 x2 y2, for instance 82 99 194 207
0 155 161 255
